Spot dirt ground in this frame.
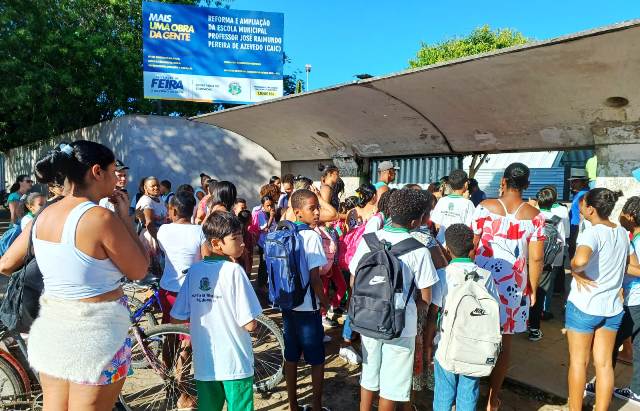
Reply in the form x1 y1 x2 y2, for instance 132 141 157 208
250 307 570 411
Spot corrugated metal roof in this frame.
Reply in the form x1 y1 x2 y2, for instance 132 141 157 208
371 156 463 185
560 150 594 167
474 167 567 200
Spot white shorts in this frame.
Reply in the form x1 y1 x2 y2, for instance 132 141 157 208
360 335 415 402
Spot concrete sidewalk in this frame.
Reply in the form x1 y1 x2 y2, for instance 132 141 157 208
508 300 638 410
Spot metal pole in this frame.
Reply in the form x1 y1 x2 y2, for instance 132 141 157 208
305 64 311 92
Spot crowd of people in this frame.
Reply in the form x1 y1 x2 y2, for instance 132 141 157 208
0 140 637 411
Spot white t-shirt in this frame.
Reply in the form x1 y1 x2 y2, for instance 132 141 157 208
157 224 206 292
294 227 328 312
20 214 34 231
550 204 570 240
624 235 640 307
170 258 262 381
349 228 439 338
431 195 476 244
364 213 384 234
136 195 167 225
540 209 567 267
98 197 115 212
568 224 630 317
431 260 499 309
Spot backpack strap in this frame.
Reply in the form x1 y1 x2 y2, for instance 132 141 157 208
390 238 424 308
464 270 481 282
548 215 562 226
362 233 383 252
390 237 424 257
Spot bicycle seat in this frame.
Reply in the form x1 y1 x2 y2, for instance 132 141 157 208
135 276 160 287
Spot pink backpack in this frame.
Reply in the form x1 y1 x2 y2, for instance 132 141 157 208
248 208 262 237
338 213 382 272
315 226 337 276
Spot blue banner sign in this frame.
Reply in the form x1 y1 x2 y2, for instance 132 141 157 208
142 1 284 103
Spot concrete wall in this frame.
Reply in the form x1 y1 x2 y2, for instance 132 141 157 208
6 115 281 205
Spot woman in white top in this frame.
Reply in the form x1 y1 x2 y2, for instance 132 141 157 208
567 188 631 411
136 176 167 275
20 192 45 230
158 190 208 323
0 141 148 410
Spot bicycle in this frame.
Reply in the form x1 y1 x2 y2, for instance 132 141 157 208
0 280 285 410
118 278 286 410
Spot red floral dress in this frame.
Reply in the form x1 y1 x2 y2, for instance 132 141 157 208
473 204 545 334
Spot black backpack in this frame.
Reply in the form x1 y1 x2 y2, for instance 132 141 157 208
0 213 44 333
348 233 423 340
542 215 563 269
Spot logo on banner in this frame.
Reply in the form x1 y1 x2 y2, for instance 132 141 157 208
151 77 184 90
228 82 242 95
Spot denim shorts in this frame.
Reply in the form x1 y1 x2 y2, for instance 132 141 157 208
282 310 325 365
565 301 624 333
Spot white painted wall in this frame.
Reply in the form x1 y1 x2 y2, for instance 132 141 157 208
5 115 281 205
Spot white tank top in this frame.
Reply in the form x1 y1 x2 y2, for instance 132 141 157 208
33 201 123 299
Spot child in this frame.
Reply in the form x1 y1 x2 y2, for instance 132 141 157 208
349 189 439 411
612 196 640 404
283 189 332 411
528 186 566 341
170 211 262 411
430 169 476 245
20 192 45 230
432 224 499 411
237 209 254 276
160 179 174 205
255 195 276 290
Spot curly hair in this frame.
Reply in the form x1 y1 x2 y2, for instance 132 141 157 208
259 184 281 204
622 196 640 226
445 224 475 258
377 189 396 218
388 188 430 226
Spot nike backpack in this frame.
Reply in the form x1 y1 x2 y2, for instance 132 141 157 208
348 233 423 340
265 221 316 310
542 215 563 269
435 267 501 377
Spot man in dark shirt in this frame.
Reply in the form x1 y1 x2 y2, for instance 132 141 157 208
468 178 486 207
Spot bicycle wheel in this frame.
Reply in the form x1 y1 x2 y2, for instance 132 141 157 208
252 314 285 392
0 355 26 407
119 324 194 411
127 296 158 331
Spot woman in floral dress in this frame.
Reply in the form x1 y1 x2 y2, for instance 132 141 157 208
472 163 545 410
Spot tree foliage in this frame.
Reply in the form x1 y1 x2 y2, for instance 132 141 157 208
0 0 294 150
408 25 530 177
408 25 529 69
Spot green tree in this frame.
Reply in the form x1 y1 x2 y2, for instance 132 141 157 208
409 25 529 68
408 25 530 177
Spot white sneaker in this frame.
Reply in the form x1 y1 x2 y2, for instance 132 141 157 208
339 346 362 364
323 335 332 343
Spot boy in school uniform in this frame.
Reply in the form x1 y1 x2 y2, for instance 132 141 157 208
284 189 332 411
432 224 500 411
349 189 439 411
430 169 476 245
171 211 262 411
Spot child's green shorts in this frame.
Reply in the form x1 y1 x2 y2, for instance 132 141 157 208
196 376 253 411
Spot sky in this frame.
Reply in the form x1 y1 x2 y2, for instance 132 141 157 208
230 0 640 90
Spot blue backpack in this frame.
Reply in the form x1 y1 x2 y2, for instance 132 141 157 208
0 224 22 256
265 221 316 310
